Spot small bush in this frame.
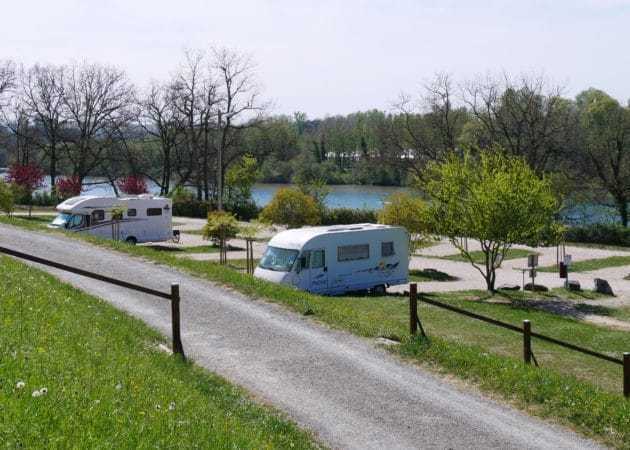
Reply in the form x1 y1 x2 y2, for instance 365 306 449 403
30 191 58 207
0 180 15 215
564 223 630 247
321 208 377 225
172 198 210 218
259 188 321 228
203 211 240 243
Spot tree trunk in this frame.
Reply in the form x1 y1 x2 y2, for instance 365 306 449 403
618 198 628 227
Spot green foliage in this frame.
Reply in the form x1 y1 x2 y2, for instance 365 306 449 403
0 256 317 449
259 188 321 228
0 180 15 216
378 192 430 251
565 223 630 247
321 207 377 225
203 211 240 242
226 154 259 205
424 150 562 291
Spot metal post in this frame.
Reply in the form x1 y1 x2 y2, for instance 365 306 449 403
523 320 532 364
624 353 629 398
409 283 418 336
170 283 185 358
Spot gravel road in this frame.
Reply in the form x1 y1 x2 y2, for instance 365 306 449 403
0 224 603 450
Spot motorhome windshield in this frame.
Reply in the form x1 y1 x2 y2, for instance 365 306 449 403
259 246 299 272
51 213 84 229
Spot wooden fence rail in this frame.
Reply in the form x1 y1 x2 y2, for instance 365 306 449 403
408 283 629 398
0 246 185 359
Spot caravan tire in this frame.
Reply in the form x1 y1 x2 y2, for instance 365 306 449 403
125 236 137 245
371 285 386 296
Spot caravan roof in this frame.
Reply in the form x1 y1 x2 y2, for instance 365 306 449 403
268 223 404 250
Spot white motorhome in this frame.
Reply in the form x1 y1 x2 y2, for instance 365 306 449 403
50 195 173 244
254 224 409 295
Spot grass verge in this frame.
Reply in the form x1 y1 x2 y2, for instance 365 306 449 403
1 215 630 447
538 255 630 273
0 255 319 449
438 248 535 263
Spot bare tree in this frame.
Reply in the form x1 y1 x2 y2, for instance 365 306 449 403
59 62 136 185
462 73 576 174
379 73 467 182
211 47 267 210
20 64 67 187
136 82 185 195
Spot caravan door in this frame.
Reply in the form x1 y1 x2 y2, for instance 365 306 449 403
308 249 328 292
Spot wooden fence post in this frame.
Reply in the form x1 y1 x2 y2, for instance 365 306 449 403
409 283 418 336
624 352 629 398
523 320 532 365
170 283 185 358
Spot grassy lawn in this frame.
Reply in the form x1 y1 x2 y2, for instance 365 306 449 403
538 255 630 273
439 248 535 263
0 255 318 449
409 268 458 282
2 215 630 447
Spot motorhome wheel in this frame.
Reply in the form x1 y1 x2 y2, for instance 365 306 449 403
125 236 137 245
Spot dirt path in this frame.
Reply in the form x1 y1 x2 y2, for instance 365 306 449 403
0 224 603 450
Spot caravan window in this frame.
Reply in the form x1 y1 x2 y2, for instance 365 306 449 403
92 210 105 222
381 242 395 257
338 244 369 262
127 208 137 217
147 208 162 216
311 250 325 268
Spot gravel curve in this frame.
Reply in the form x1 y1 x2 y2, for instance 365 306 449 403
0 224 604 450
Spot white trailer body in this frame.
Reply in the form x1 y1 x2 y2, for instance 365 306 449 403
49 195 173 244
254 224 409 295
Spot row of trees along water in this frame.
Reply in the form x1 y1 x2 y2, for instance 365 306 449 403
1 50 630 224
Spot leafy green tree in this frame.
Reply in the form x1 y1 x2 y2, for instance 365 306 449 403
424 150 561 291
203 211 240 243
226 154 259 204
576 89 630 226
378 192 430 252
0 180 15 216
259 188 321 228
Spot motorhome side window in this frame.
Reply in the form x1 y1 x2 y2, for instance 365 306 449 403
338 244 369 262
127 208 137 217
92 210 105 222
311 250 325 268
381 242 395 257
147 208 162 216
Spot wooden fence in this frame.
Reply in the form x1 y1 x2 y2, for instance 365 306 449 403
0 246 185 358
408 283 630 398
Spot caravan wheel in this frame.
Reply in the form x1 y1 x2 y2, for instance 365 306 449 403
125 236 137 245
371 285 386 296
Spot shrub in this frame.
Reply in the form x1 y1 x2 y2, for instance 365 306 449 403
117 175 148 195
55 176 82 200
259 188 321 228
378 192 430 251
172 198 210 218
321 208 377 225
564 223 630 247
0 180 15 216
203 211 240 243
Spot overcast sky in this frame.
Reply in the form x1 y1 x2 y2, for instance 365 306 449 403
2 0 629 117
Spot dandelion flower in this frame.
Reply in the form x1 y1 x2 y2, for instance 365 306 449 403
115 383 122 390
32 390 42 398
168 402 176 411
40 387 48 395
16 381 25 389
155 404 161 410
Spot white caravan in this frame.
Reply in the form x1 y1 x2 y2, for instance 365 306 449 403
254 224 409 295
50 195 173 244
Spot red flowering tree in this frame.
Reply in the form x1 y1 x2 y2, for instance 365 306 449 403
117 175 148 195
7 163 45 216
55 176 82 200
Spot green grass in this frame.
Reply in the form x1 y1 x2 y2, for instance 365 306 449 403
439 248 535 264
409 268 458 282
0 255 319 449
2 215 630 447
538 255 630 273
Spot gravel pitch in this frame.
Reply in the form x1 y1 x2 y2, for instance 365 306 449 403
0 224 604 450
